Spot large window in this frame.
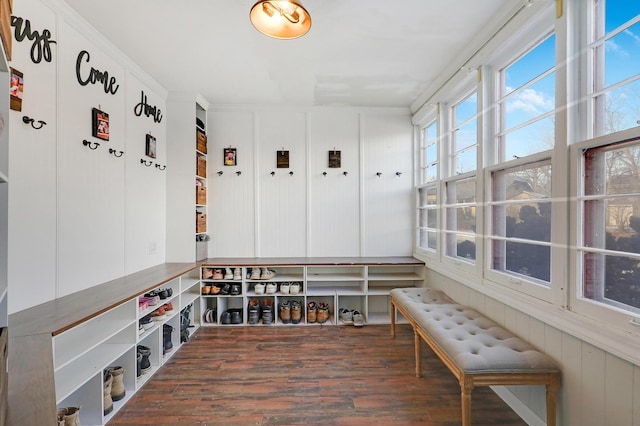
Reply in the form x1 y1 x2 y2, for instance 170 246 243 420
579 137 640 314
590 0 640 136
419 120 439 184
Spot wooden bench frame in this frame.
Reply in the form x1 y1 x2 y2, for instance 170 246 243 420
390 293 561 426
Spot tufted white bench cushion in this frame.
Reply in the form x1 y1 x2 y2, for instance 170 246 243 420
390 287 560 426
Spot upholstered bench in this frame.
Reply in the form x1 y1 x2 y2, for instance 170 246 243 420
390 287 561 426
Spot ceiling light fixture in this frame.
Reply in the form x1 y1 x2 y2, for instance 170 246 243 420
250 0 312 39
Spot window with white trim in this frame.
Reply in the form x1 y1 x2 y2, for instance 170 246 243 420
417 119 439 252
590 0 640 136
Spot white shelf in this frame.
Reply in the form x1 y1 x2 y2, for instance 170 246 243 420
306 273 364 281
367 272 423 281
181 291 200 309
55 343 132 403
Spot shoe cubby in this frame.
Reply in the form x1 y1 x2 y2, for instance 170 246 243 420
136 328 161 387
56 371 103 426
202 297 218 325
218 296 245 325
245 266 304 282
162 314 180 361
366 265 424 294
364 294 391 324
306 295 335 325
306 266 366 296
337 295 366 325
103 349 137 423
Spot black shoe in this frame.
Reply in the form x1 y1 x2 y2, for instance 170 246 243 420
221 311 232 324
230 283 241 295
220 284 231 295
230 309 243 324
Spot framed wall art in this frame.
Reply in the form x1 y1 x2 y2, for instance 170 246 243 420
277 150 289 168
145 133 156 158
91 107 109 141
224 147 237 166
328 150 341 168
10 68 24 111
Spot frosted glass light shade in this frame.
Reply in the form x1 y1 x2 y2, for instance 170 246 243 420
250 0 312 39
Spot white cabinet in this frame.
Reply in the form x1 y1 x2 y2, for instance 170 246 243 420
52 269 200 426
198 260 424 326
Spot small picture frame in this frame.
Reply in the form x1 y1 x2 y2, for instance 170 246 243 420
224 147 237 166
92 107 110 141
277 150 290 168
145 133 157 158
10 68 24 112
328 150 341 168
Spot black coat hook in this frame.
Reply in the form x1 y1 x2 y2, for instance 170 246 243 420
395 172 402 177
22 116 47 129
108 148 124 158
155 164 166 170
270 171 275 176
376 172 382 177
236 171 242 176
140 158 153 167
217 171 223 176
82 140 100 150
289 171 294 176
322 172 327 177
343 171 348 176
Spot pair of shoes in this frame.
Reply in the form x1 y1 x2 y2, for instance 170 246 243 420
279 282 301 294
163 302 174 312
104 366 126 402
138 300 148 312
140 295 159 306
279 300 303 324
137 345 151 375
203 308 216 323
212 269 224 280
139 314 153 331
163 324 174 354
220 309 243 324
57 407 80 426
316 302 330 324
249 267 277 280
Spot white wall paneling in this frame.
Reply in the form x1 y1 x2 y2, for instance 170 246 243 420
124 73 166 273
207 110 256 257
257 111 307 257
308 110 360 257
56 20 126 297
8 0 58 312
362 112 413 256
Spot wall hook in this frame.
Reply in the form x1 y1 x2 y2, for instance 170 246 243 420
236 171 242 176
343 171 348 176
270 171 275 176
108 148 124 158
289 171 294 176
155 164 166 170
82 139 100 150
140 158 153 167
217 171 223 176
395 172 402 177
22 116 47 129
376 172 382 177
322 172 327 177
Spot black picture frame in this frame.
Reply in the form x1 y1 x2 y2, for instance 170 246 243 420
224 147 237 166
277 150 289 168
145 133 157 158
10 68 24 112
328 150 341 168
91 107 110 141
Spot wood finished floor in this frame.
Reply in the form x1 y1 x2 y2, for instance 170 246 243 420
108 324 527 426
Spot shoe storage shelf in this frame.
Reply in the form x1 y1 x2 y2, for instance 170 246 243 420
198 259 424 327
8 263 200 426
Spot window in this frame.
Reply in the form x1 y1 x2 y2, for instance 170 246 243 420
417 119 439 253
590 0 640 136
579 137 640 314
497 34 556 160
444 178 477 261
489 159 552 284
451 92 478 174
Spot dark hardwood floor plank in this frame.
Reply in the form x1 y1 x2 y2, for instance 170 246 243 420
108 325 527 426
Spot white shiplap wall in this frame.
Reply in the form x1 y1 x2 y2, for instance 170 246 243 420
207 107 413 258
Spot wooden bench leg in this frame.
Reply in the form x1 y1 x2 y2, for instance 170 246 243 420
390 300 396 338
460 377 473 426
546 381 559 426
414 328 421 378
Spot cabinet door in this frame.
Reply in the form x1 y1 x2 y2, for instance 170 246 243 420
8 0 58 311
56 20 126 296
124 73 166 273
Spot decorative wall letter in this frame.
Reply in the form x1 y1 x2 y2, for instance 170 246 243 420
11 16 57 64
134 91 163 123
76 50 120 95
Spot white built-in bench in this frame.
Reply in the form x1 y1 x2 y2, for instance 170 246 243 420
390 287 561 426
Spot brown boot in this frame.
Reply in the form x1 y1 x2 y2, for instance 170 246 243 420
279 301 291 324
103 370 113 415
57 407 80 426
307 302 317 323
291 301 302 324
107 366 126 401
316 302 330 324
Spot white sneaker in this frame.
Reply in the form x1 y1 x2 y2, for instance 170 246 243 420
233 268 242 280
250 268 261 280
290 282 300 294
280 282 290 294
261 267 276 280
266 283 277 294
224 268 233 280
254 283 266 294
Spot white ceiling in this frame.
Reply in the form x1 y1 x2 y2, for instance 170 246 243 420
62 0 521 108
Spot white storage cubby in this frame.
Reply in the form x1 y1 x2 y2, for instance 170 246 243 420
199 261 423 327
